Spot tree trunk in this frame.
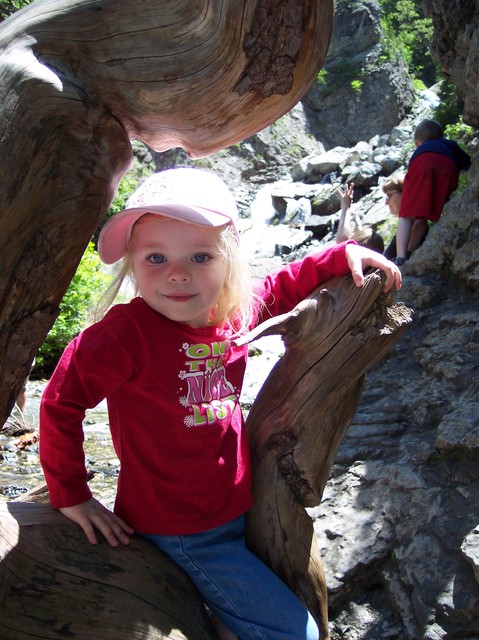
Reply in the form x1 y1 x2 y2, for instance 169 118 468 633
0 271 413 639
0 0 334 423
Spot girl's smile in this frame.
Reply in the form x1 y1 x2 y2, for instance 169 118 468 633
131 216 227 328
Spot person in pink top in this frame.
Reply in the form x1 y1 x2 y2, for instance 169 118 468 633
40 168 401 640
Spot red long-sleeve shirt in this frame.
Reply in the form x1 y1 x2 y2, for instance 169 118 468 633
40 243 351 534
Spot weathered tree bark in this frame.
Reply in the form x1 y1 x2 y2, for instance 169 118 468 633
0 502 217 640
0 271 412 639
0 0 334 423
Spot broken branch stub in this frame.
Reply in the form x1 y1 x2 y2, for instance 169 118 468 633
242 270 413 638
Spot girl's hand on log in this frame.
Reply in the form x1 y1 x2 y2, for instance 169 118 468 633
345 243 402 293
59 497 134 547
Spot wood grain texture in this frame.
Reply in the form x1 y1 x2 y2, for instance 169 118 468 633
0 502 216 639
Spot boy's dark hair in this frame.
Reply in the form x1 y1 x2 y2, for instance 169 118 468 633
414 119 444 144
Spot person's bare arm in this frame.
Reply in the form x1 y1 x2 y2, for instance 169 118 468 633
408 217 429 253
336 183 355 243
396 216 414 260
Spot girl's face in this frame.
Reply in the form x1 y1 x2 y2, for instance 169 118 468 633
385 191 402 217
131 216 228 328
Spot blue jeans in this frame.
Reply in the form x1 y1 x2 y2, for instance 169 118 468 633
141 515 320 640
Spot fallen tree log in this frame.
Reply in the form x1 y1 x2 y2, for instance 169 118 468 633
0 270 413 639
0 502 216 640
0 0 334 423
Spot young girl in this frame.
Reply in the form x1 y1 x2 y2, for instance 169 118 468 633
40 168 401 640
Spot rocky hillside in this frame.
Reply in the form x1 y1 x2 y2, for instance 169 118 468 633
314 3 479 637
303 0 416 147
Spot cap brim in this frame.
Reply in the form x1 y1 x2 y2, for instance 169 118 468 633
98 204 233 264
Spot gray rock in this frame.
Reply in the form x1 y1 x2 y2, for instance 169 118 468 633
461 527 479 584
341 161 382 186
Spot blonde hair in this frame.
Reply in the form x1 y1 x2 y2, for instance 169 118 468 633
382 172 405 196
96 215 259 336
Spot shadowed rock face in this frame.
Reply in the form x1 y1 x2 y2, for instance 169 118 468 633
302 0 416 147
422 0 479 128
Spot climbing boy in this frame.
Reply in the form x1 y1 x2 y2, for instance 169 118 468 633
395 119 471 266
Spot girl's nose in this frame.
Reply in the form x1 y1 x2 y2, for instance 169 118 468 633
167 265 191 282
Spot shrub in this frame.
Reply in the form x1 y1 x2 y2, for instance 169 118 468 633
434 79 469 131
378 0 437 85
0 0 31 21
34 242 112 377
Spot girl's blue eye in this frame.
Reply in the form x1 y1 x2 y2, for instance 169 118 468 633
147 254 166 264
192 253 210 264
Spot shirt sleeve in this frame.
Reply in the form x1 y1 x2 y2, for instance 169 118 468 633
255 241 354 322
39 310 139 508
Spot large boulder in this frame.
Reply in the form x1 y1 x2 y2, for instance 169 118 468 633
302 0 416 147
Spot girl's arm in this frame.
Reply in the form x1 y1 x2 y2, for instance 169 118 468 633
256 241 401 322
40 311 138 546
345 242 402 292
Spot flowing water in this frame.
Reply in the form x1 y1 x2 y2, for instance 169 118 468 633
0 381 119 508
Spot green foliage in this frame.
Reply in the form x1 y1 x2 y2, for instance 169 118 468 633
377 217 398 249
413 78 427 92
378 0 438 85
351 79 363 94
444 116 475 142
434 84 474 187
315 61 363 97
35 243 112 377
316 69 328 86
433 79 466 129
332 60 362 82
0 0 31 21
444 116 474 194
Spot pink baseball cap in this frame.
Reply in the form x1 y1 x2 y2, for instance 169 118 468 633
98 167 239 264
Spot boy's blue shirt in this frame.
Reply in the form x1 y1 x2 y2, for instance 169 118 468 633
410 138 471 171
